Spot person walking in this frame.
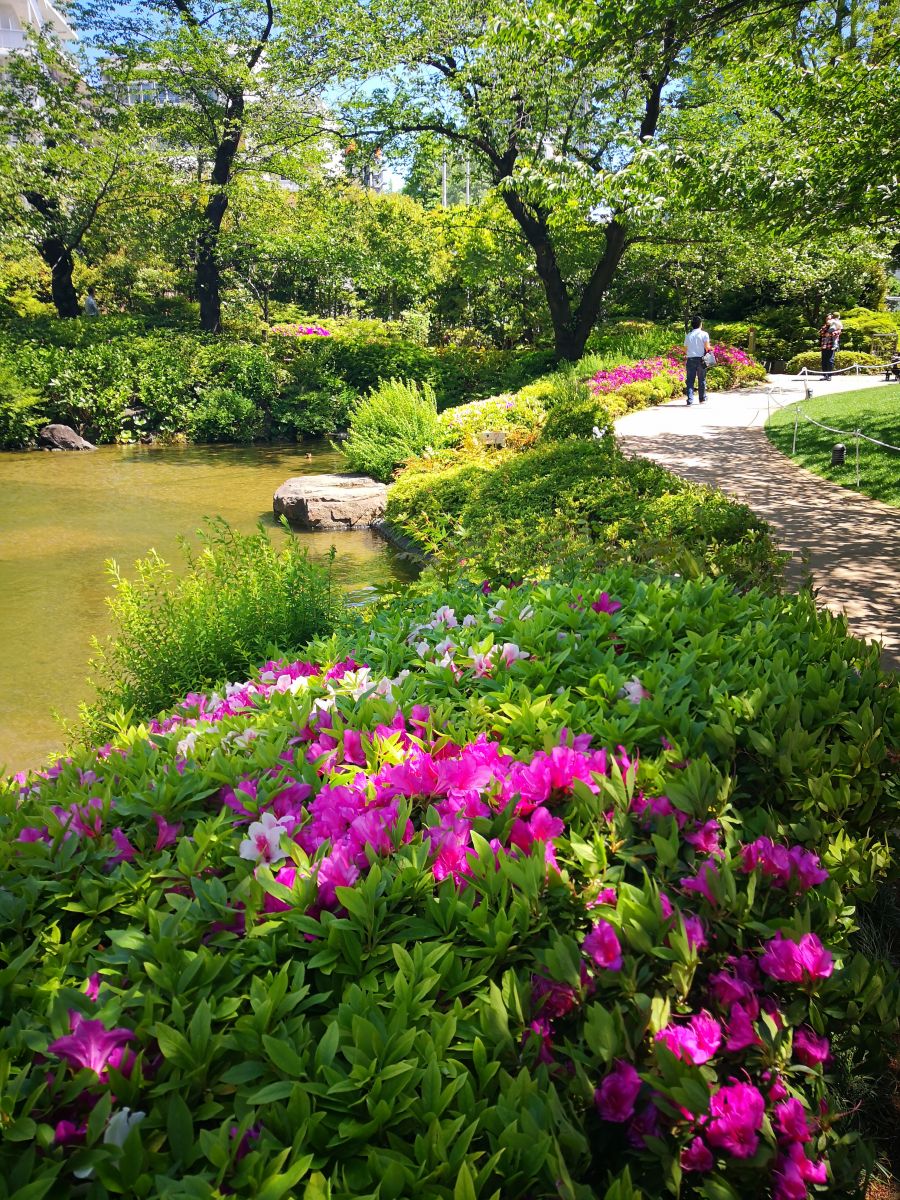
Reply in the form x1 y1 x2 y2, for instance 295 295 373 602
83 286 100 318
818 314 836 380
684 315 712 406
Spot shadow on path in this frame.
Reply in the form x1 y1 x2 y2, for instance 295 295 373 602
616 399 900 669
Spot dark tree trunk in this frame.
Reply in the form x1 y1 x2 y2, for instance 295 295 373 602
197 96 244 334
39 236 80 319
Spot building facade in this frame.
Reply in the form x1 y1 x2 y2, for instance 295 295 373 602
0 0 75 56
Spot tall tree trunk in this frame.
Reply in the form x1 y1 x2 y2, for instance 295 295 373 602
197 96 243 334
39 236 79 319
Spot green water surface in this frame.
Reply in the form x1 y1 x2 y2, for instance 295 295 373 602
0 442 413 773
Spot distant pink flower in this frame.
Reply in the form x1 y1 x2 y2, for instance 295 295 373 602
526 1017 555 1064
595 1061 642 1122
153 813 182 851
48 1012 134 1079
681 1137 714 1172
706 1082 766 1158
238 812 292 865
499 642 530 668
588 887 618 908
759 933 833 983
583 920 623 971
590 593 622 615
54 1120 87 1145
84 974 100 1003
109 827 136 866
619 676 649 704
793 1027 831 1066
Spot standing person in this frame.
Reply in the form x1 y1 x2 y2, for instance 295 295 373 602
684 315 712 406
818 314 835 380
830 311 843 368
83 286 100 318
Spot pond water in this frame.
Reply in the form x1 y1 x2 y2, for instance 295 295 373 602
0 442 415 774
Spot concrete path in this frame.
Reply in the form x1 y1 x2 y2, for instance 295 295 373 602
615 373 900 668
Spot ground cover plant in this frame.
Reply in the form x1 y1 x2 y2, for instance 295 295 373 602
2 570 899 1198
387 439 782 591
765 385 900 507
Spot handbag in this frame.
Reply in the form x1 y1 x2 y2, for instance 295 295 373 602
702 350 716 368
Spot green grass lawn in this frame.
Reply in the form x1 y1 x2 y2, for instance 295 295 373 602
765 384 900 506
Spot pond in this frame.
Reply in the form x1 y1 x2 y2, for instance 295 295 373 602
0 442 415 774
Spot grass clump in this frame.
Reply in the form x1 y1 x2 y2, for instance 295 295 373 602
765 384 900 506
82 518 344 735
341 377 447 481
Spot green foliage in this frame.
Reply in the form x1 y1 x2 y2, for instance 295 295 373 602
342 378 447 481
387 440 783 591
0 362 45 449
786 350 882 374
2 569 898 1198
83 520 345 737
765 385 900 507
539 380 617 442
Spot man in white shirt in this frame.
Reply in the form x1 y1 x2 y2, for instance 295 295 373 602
684 315 712 405
83 286 99 318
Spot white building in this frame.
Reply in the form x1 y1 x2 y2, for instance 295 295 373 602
0 0 76 56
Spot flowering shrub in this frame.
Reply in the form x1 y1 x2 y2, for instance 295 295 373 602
439 388 547 447
589 354 685 395
270 323 333 338
2 571 898 1197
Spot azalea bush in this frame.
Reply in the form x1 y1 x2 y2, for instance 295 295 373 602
386 440 783 590
2 571 898 1197
270 323 333 338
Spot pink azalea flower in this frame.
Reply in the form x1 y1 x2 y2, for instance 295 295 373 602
583 920 623 971
684 820 722 856
590 593 621 614
499 642 529 668
656 1011 722 1065
263 864 297 914
342 729 367 766
316 846 360 908
627 1103 663 1149
773 1142 828 1199
595 1060 642 1122
587 886 618 908
108 827 136 866
759 933 833 983
531 975 580 1019
48 1012 134 1079
706 1081 766 1158
774 1098 812 1143
238 812 293 865
152 813 182 851
525 1017 555 1064
681 1137 714 1172
793 1027 831 1067
54 1120 87 1145
619 676 650 704
681 913 708 953
681 861 720 905
84 973 101 1003
724 1002 759 1052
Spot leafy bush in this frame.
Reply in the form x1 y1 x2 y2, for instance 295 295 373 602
387 440 783 591
342 378 447 481
786 350 882 375
2 571 898 1198
539 381 617 442
82 520 344 737
188 386 264 443
0 362 46 448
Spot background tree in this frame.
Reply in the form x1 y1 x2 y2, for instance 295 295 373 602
0 33 146 318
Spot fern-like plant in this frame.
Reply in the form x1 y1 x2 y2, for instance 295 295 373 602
341 377 446 481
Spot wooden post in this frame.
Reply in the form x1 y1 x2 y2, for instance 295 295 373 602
748 328 757 355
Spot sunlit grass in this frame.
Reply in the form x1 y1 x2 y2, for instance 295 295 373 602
765 384 900 507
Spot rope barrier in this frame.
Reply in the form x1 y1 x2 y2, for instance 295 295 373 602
795 360 900 378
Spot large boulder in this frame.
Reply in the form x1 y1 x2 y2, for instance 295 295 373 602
273 473 387 531
38 424 95 452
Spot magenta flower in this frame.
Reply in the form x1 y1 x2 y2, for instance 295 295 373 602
54 1120 87 1146
656 1011 722 1065
774 1098 812 1144
627 1102 663 1149
590 593 622 615
740 837 828 891
684 820 722 856
793 1026 831 1067
583 920 623 971
724 1002 759 1052
706 1081 766 1158
153 813 182 851
531 975 580 1019
525 1017 555 1064
759 933 833 983
48 1012 134 1079
595 1060 642 1122
84 973 101 1002
681 1137 714 1172
773 1142 828 1199
108 827 136 866
681 860 721 905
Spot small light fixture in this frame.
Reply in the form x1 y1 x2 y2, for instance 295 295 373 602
831 443 846 466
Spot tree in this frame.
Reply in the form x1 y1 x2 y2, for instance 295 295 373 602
341 0 773 360
78 0 343 331
0 33 145 318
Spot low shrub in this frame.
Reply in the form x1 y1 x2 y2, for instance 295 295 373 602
0 362 46 448
539 382 618 442
82 519 344 738
387 440 784 591
2 571 897 1198
786 350 882 375
342 378 447 481
188 386 264 443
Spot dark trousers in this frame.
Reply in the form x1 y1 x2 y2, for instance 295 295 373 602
820 348 835 377
686 356 707 404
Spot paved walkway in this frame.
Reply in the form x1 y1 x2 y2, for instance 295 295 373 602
615 373 900 668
